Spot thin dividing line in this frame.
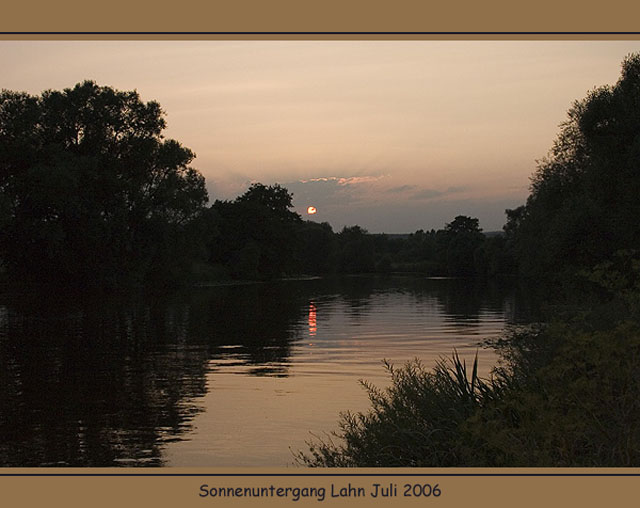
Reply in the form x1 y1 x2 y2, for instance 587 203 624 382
1 473 640 477
1 31 640 35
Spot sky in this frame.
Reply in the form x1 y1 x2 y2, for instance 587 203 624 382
3 40 640 232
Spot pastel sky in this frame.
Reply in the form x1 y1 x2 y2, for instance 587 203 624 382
3 40 640 232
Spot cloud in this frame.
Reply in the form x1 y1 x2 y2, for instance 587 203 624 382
386 184 417 193
299 177 336 183
287 177 470 214
409 188 444 200
337 176 385 185
258 176 521 233
283 174 387 213
408 185 467 201
300 175 385 186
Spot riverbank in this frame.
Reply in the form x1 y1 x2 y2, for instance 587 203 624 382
298 269 640 467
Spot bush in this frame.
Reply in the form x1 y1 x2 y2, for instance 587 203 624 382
299 318 640 467
297 353 506 467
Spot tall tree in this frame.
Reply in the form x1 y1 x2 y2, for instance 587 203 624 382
208 183 302 279
0 81 208 285
512 54 640 277
440 215 484 276
337 225 376 273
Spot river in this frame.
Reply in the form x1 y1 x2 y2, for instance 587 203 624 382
0 275 534 467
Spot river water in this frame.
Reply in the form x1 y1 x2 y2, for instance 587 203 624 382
0 276 534 467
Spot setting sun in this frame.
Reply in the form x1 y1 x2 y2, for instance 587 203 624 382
307 206 317 215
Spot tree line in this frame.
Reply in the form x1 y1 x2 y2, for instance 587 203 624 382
203 193 516 281
3 54 640 287
0 81 512 286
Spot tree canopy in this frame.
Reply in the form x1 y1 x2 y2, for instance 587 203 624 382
0 81 208 285
510 53 640 277
206 183 302 280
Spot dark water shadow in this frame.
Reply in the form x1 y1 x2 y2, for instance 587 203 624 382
0 276 534 466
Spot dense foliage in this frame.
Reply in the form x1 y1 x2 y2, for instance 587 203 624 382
198 210 514 281
510 54 640 278
299 318 640 467
0 81 207 286
197 186 509 280
205 183 303 280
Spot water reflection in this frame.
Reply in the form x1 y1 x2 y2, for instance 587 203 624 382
0 292 209 466
308 302 317 337
0 276 535 467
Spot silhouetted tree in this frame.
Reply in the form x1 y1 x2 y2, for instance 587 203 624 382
208 183 302 279
511 54 640 277
295 221 338 275
337 225 376 273
504 206 527 239
474 234 514 276
235 182 300 222
440 215 485 276
444 215 482 235
0 81 208 286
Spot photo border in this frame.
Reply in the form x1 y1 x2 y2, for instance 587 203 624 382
2 2 640 505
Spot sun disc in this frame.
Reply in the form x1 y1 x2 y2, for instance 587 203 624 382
307 206 317 215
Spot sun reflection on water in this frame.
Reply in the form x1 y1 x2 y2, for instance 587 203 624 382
308 302 317 337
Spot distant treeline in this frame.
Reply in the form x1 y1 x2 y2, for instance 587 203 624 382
201 194 517 281
4 54 640 287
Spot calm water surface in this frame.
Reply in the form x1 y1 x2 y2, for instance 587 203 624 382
0 276 534 467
